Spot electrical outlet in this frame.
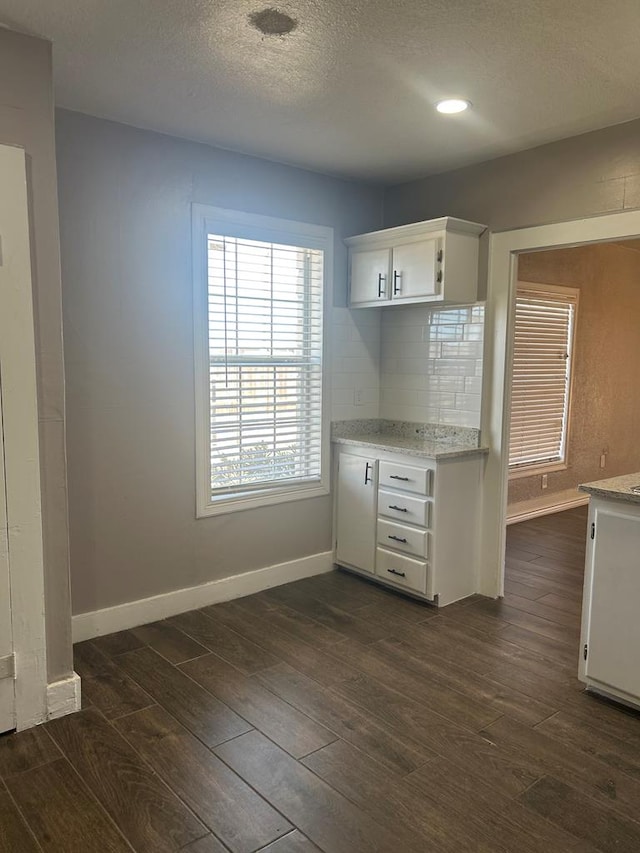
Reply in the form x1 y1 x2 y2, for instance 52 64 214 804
354 389 365 406
600 453 606 469
541 473 548 489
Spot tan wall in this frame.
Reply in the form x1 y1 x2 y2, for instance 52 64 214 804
0 30 72 680
509 244 640 505
56 109 383 615
384 118 640 230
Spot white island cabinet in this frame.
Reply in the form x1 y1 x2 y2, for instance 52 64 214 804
579 475 640 709
333 441 485 606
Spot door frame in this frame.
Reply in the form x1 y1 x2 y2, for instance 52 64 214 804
0 144 48 729
479 208 640 599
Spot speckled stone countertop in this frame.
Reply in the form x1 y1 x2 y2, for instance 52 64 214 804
579 473 640 505
331 420 489 461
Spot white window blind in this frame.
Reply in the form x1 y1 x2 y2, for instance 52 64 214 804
206 233 324 498
509 283 578 471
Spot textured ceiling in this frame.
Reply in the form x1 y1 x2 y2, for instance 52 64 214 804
2 0 640 183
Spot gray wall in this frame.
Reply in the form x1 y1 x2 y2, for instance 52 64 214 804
0 29 72 680
56 109 383 615
384 118 640 230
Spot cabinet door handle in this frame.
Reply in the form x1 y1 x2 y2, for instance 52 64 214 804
393 270 401 295
364 462 373 485
437 249 443 263
388 535 408 544
389 474 410 482
387 568 406 578
436 270 443 283
388 505 408 512
377 272 386 297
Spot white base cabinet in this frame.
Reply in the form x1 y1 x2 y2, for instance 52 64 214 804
333 445 483 606
579 496 640 709
334 452 377 575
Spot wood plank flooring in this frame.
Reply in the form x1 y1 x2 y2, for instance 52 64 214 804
3 506 640 851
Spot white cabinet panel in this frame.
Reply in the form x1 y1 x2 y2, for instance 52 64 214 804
377 518 429 559
379 460 432 495
349 247 390 306
391 238 440 300
335 453 376 573
375 548 428 595
584 504 640 701
378 489 431 527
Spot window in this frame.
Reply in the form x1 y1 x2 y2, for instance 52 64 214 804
193 206 332 516
509 282 579 476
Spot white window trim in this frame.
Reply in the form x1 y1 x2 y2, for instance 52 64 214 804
508 281 579 479
192 204 333 517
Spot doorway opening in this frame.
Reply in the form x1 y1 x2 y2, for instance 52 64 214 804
501 239 640 638
480 209 640 607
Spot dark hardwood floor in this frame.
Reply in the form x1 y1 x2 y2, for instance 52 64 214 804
3 505 640 852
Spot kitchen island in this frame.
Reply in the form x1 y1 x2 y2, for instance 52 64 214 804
578 473 640 709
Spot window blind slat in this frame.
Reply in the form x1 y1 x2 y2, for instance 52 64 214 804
509 284 577 470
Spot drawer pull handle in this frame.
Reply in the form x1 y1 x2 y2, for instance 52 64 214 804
389 475 410 482
388 505 408 512
387 568 406 578
388 535 408 543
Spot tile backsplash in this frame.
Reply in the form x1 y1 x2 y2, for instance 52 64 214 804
379 305 484 428
329 306 381 421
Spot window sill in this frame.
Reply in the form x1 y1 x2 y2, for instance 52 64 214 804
508 461 567 480
196 481 330 518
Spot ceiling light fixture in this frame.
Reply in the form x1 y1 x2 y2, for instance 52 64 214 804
436 98 471 115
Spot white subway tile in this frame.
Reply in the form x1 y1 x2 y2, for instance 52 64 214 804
441 341 484 359
427 375 466 392
464 376 483 394
438 408 481 428
426 391 457 409
454 392 481 412
430 324 465 341
462 324 484 341
431 358 478 376
430 308 472 325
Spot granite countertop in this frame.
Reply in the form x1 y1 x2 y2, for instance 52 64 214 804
331 420 488 460
579 473 640 505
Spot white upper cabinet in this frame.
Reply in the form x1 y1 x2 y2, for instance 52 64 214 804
346 217 485 308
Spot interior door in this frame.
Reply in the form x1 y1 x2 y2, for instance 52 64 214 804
0 371 15 733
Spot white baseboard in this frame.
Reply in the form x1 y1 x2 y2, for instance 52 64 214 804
72 551 334 643
47 672 81 720
507 489 589 525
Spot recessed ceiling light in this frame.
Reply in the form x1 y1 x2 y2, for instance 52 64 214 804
436 98 471 115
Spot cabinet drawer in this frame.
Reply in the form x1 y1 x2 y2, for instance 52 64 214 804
379 461 433 496
377 519 429 559
376 548 428 595
378 489 431 528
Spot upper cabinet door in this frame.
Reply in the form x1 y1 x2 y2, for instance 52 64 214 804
391 238 441 301
349 247 390 306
